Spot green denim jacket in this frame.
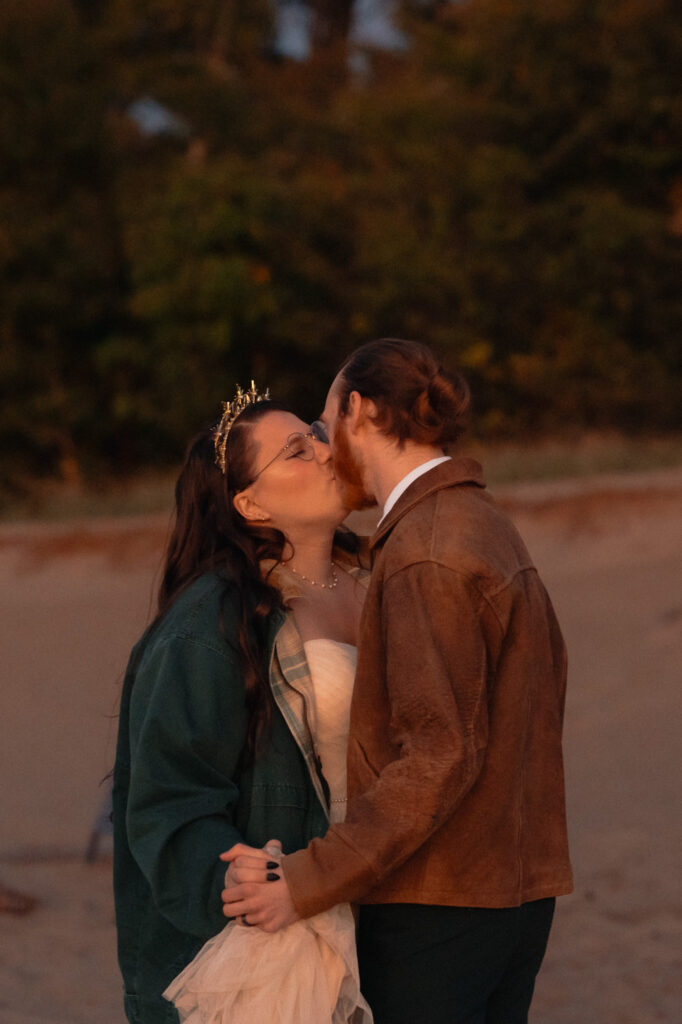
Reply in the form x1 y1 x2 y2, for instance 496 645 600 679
113 558 368 1024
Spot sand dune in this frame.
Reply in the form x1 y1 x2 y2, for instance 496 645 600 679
1 467 681 1022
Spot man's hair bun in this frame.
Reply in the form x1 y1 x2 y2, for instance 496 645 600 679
338 339 470 446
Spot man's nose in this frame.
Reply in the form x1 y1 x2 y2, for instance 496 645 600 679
313 438 332 464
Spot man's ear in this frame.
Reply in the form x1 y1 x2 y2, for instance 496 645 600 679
346 391 377 434
233 490 269 523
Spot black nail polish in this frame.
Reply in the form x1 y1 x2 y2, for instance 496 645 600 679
266 861 279 869
267 872 280 882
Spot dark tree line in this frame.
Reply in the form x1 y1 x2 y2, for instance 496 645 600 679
1 0 680 488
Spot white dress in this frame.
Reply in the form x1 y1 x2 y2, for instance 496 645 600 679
163 640 373 1024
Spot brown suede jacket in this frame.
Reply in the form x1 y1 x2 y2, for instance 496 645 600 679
283 457 573 917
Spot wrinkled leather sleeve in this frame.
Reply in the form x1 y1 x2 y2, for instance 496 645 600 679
284 560 496 918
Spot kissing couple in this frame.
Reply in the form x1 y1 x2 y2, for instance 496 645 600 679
114 338 572 1024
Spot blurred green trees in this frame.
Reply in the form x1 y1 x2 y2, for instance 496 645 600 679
1 0 681 485
0 1 125 484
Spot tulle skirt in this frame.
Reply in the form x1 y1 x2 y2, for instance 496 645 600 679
163 902 373 1024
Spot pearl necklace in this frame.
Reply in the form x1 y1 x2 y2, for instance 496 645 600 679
289 562 339 589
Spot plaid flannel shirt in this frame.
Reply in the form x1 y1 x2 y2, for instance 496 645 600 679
266 553 371 819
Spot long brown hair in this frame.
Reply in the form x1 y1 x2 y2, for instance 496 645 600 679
154 400 358 762
151 401 290 761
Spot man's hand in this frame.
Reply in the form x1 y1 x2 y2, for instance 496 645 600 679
220 843 299 933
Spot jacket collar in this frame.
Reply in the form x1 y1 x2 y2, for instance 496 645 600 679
370 456 485 551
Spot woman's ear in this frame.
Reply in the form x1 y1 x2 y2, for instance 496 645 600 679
233 490 269 523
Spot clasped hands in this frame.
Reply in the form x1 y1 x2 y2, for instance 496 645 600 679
220 839 300 933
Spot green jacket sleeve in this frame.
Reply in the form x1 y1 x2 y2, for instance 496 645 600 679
126 633 248 938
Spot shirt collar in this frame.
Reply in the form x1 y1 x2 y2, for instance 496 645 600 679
378 456 452 525
371 456 486 550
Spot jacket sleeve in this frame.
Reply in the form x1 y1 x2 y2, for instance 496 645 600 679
126 634 248 937
283 560 496 917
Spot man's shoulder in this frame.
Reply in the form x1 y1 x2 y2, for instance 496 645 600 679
384 479 501 552
382 483 534 584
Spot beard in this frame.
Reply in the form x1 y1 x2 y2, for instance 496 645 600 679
332 416 375 511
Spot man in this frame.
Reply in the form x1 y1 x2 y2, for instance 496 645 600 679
224 338 573 1023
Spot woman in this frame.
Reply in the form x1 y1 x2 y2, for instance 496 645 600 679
113 389 372 1023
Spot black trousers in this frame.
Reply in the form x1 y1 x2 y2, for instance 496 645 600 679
357 898 555 1024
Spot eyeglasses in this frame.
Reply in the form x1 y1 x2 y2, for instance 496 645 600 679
309 420 329 444
250 423 328 482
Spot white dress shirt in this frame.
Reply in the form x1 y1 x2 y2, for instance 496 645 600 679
378 456 452 525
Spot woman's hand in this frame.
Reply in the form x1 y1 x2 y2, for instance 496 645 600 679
221 875 299 933
220 844 299 933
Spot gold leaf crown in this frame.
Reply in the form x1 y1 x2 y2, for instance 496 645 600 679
214 380 271 474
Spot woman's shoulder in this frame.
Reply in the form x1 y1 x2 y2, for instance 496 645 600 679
141 572 239 659
125 574 252 717
148 571 285 654
164 570 230 620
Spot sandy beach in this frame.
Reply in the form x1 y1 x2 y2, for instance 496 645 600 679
1 466 681 1023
